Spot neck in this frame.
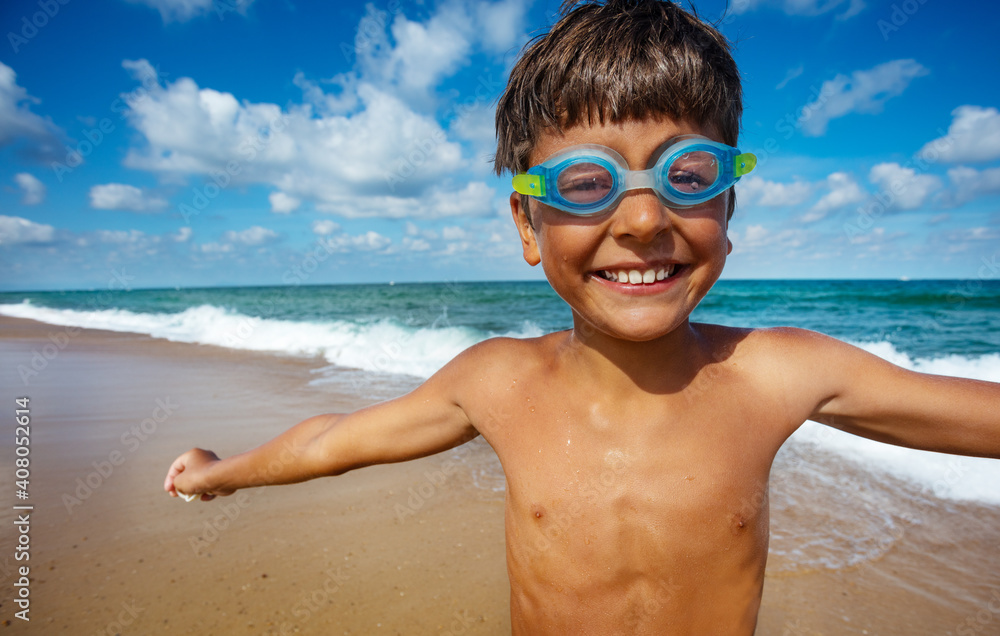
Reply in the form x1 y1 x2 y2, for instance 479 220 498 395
565 316 710 396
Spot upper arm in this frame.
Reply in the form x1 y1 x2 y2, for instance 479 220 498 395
314 338 510 474
770 327 1000 459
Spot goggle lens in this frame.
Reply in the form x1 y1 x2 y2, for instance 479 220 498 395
556 161 615 205
667 151 721 195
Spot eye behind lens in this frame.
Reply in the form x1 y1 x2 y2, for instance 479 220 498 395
556 161 616 205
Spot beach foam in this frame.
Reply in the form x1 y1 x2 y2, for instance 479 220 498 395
0 301 538 379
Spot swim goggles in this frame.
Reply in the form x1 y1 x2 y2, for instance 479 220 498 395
512 136 756 216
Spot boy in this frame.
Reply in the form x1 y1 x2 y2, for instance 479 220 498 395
165 1 1000 633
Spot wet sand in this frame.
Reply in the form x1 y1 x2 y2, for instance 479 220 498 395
0 315 998 634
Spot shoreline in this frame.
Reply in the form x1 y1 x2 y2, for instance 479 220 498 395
1 315 998 634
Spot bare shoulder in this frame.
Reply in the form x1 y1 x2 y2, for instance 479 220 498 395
690 324 852 412
433 332 568 392
448 332 563 369
696 324 847 360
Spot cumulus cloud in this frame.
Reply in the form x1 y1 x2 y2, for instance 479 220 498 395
802 172 866 222
943 166 1000 206
89 183 168 212
311 220 341 236
736 175 813 207
223 226 279 246
0 62 62 160
918 106 1000 164
730 224 809 254
474 0 531 53
120 60 494 219
123 0 255 22
799 59 928 136
354 0 527 99
867 162 941 210
14 172 45 205
269 191 301 214
0 215 55 245
97 229 147 244
321 230 392 252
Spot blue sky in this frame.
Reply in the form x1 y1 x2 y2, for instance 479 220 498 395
0 0 998 290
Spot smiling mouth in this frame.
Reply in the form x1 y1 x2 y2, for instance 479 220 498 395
594 264 683 285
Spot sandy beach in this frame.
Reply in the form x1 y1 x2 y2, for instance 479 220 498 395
1 315 999 634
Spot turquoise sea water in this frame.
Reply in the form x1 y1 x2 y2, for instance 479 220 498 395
2 279 999 512
2 279 998 359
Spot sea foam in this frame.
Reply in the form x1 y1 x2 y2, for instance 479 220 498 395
0 301 534 379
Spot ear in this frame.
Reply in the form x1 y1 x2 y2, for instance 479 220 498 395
727 237 733 255
510 192 541 266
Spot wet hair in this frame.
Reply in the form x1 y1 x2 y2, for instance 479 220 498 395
494 0 742 219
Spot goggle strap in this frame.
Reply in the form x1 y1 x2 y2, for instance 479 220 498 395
512 173 545 197
733 152 757 178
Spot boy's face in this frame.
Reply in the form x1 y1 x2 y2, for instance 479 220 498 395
510 116 732 343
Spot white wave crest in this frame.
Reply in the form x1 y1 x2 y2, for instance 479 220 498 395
0 302 542 379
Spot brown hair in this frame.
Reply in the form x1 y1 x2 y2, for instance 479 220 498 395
494 0 743 219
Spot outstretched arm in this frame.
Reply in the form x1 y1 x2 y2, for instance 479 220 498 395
164 351 479 500
777 328 1000 459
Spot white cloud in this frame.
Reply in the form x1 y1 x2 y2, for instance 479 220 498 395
321 230 392 253
14 173 45 205
474 0 531 53
120 62 489 219
357 5 472 100
730 224 809 255
867 162 941 210
174 227 193 242
736 175 813 207
403 237 432 251
776 65 804 90
89 183 168 212
123 0 254 22
0 62 62 159
799 59 928 136
918 106 1000 164
199 242 233 254
0 215 55 245
223 226 279 246
442 226 467 240
97 229 146 244
944 166 1000 206
311 220 341 236
269 191 301 214
803 172 866 221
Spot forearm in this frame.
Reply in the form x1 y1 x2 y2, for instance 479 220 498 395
202 413 349 492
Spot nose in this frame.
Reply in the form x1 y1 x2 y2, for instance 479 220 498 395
609 190 672 243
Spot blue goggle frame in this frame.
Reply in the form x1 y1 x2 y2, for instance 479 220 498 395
512 136 756 216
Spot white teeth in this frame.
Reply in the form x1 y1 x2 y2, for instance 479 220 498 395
599 265 679 285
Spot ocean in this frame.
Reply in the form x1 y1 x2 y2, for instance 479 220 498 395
2 279 999 573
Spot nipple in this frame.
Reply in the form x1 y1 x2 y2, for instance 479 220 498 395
731 513 748 534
